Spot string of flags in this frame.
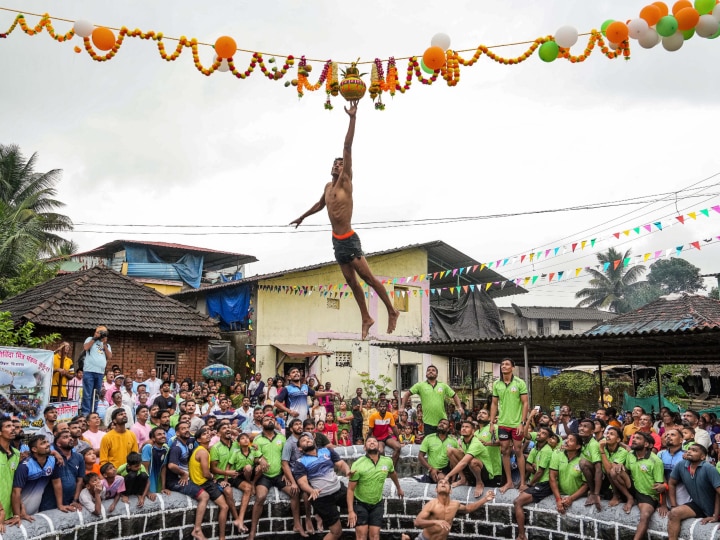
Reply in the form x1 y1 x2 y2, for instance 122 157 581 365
255 234 720 299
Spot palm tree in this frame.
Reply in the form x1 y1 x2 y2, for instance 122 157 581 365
0 144 73 278
575 247 647 313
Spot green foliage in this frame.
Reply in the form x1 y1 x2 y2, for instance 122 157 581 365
545 372 633 413
709 287 719 300
575 247 647 313
647 258 705 294
636 365 690 405
623 282 663 311
454 372 494 406
357 371 393 400
0 256 58 300
0 311 60 347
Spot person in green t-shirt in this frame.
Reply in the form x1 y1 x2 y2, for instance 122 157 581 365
489 358 528 494
0 417 21 529
209 421 245 531
599 425 630 509
227 432 262 534
445 420 496 498
513 426 555 540
401 365 463 436
475 409 502 482
549 433 588 516
417 419 459 482
347 436 404 540
577 418 603 511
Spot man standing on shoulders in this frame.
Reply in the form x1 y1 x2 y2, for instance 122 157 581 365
401 365 462 437
81 325 112 416
489 357 528 494
418 418 459 483
347 436 404 540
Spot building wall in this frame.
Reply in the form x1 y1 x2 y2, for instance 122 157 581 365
500 313 605 337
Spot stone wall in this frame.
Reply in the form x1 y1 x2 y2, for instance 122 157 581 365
6 445 720 540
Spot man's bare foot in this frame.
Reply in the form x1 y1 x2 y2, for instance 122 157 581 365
191 528 208 540
516 534 528 540
292 527 309 538
305 519 315 535
314 514 323 531
451 479 467 489
585 493 601 511
608 497 621 507
518 483 528 493
361 318 375 340
474 484 485 498
233 519 246 532
387 309 399 334
623 497 634 514
499 482 515 494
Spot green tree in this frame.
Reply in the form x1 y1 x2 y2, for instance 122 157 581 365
0 144 73 280
710 287 719 300
646 258 705 294
635 365 689 406
575 248 647 313
0 255 58 300
623 282 663 311
0 311 60 347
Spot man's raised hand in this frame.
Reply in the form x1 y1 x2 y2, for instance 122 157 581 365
344 100 358 117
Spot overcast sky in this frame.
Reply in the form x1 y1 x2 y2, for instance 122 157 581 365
2 0 719 307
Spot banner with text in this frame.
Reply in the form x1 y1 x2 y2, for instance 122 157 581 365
0 346 53 430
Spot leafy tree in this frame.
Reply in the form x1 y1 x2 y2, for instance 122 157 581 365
623 282 663 311
635 365 689 406
0 144 73 280
545 372 633 413
575 248 647 313
0 255 58 300
646 258 705 294
0 311 60 347
710 287 719 300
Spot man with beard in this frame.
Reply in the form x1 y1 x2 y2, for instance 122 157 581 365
141 426 170 497
368 400 402 467
402 477 494 540
209 422 245 531
105 390 135 429
475 409 502 485
0 417 21 530
576 418 603 511
131 405 151 448
275 367 338 423
156 410 175 440
37 405 58 445
402 365 462 437
293 432 351 540
681 410 711 449
637 414 661 452
623 431 665 540
598 426 630 508
10 418 28 458
69 419 91 453
667 443 720 540
250 414 304 540
445 420 496 498
489 358 528 494
42 430 84 511
243 406 265 441
418 419 459 483
100 408 139 469
513 426 554 540
657 428 690 516
282 418 318 536
347 436 404 540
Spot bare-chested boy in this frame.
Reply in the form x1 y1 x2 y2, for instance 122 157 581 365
291 100 400 340
401 478 494 540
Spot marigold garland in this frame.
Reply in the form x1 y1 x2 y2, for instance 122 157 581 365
1 10 637 110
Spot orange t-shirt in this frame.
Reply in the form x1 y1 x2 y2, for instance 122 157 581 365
368 411 395 441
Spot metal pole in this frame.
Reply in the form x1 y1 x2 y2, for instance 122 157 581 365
396 349 402 395
655 365 662 414
598 359 603 408
523 344 531 406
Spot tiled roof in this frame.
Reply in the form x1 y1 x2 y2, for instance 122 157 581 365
587 294 720 335
498 305 617 321
0 267 220 338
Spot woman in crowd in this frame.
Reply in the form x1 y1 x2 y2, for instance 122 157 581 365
336 401 354 435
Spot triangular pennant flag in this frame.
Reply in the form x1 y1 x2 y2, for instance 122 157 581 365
571 243 578 252
700 209 709 217
575 268 582 277
691 241 700 250
487 262 493 268
666 248 673 258
633 227 640 235
613 260 621 270
472 264 479 272
643 224 652 232
623 257 630 267
501 281 507 289
603 262 610 271
676 245 684 256
531 275 539 285
503 259 509 266
480 263 487 271
440 271 446 278
432 272 438 279
710 205 720 214
462 285 469 293
520 255 526 263
549 273 555 282
654 250 662 259
581 240 587 250
470 284 475 292
688 212 697 220
623 230 630 237
545 249 551 258
654 222 662 231
676 216 685 224
613 232 620 239
523 277 531 285
449 287 455 294
485 282 492 291
554 247 560 256
452 269 458 277
558 271 564 280
515 278 522 286
495 261 501 268
643 253 651 262
430 288 436 295
529 253 535 262
458 268 465 275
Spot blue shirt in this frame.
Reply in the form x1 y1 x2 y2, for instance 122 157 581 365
276 384 315 422
40 451 84 510
292 447 341 496
13 456 59 515
142 443 169 493
670 459 720 518
165 437 196 488
83 337 112 374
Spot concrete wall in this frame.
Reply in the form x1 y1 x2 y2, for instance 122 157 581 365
9 445 720 540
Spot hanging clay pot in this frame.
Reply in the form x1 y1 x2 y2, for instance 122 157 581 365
339 62 367 101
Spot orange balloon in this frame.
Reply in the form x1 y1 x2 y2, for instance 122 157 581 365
605 21 630 43
91 27 115 51
214 36 237 59
672 0 692 14
422 46 446 70
675 6 700 29
653 1 670 15
640 5 663 25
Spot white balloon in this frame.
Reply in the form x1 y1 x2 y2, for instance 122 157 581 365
554 25 578 48
73 20 94 38
713 4 720 18
638 27 660 48
215 56 230 72
430 32 451 50
696 14 720 37
627 19 649 40
608 41 619 50
662 32 684 51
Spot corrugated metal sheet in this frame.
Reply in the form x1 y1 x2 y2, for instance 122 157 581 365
126 263 181 280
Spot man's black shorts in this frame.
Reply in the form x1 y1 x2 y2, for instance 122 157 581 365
682 501 707 518
312 484 347 528
632 489 659 509
257 474 286 491
195 480 224 501
353 499 384 528
332 232 364 265
527 482 553 503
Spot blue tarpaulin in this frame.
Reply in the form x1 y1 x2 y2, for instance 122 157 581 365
125 245 204 288
207 284 251 330
538 366 562 377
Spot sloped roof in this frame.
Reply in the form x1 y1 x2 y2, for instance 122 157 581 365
587 294 720 335
0 267 220 338
499 305 617 321
171 240 527 300
71 240 257 271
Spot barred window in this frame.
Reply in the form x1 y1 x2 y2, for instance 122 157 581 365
335 351 352 367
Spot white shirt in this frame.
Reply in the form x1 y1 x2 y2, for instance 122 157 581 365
143 377 162 401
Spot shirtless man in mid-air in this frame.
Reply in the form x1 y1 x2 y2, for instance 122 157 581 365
291 100 399 340
401 478 494 540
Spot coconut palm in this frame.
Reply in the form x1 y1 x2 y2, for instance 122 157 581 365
575 247 647 313
0 144 73 278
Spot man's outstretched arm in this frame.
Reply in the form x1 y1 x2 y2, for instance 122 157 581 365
342 100 358 175
291 191 326 228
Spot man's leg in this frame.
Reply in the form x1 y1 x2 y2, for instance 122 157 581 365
385 438 402 467
608 469 634 512
468 459 485 498
350 257 400 335
215 493 230 540
236 481 252 533
667 504 697 540
248 484 268 540
513 437 527 491
633 502 656 540
281 484 307 537
222 484 242 529
513 492 534 540
192 491 210 540
579 459 600 510
368 525 381 540
499 438 514 493
81 372 97 415
338 263 376 339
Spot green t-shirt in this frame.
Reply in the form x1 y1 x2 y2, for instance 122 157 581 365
229 447 261 472
550 451 585 496
492 376 527 428
625 451 664 499
419 433 459 469
0 447 20 519
349 455 395 505
601 444 628 473
255 432 287 478
527 442 553 484
408 381 455 427
209 440 239 479
580 438 601 464
475 424 501 480
461 436 498 479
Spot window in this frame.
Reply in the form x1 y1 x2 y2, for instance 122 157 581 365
449 357 477 387
155 351 178 378
335 351 352 368
559 320 574 331
400 364 418 389
326 298 340 310
393 286 409 312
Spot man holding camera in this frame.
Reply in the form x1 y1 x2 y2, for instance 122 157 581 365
81 326 113 416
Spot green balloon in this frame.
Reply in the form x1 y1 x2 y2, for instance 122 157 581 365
710 25 720 38
601 19 615 36
538 40 560 62
656 15 679 37
682 28 695 40
695 0 715 15
420 59 434 74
